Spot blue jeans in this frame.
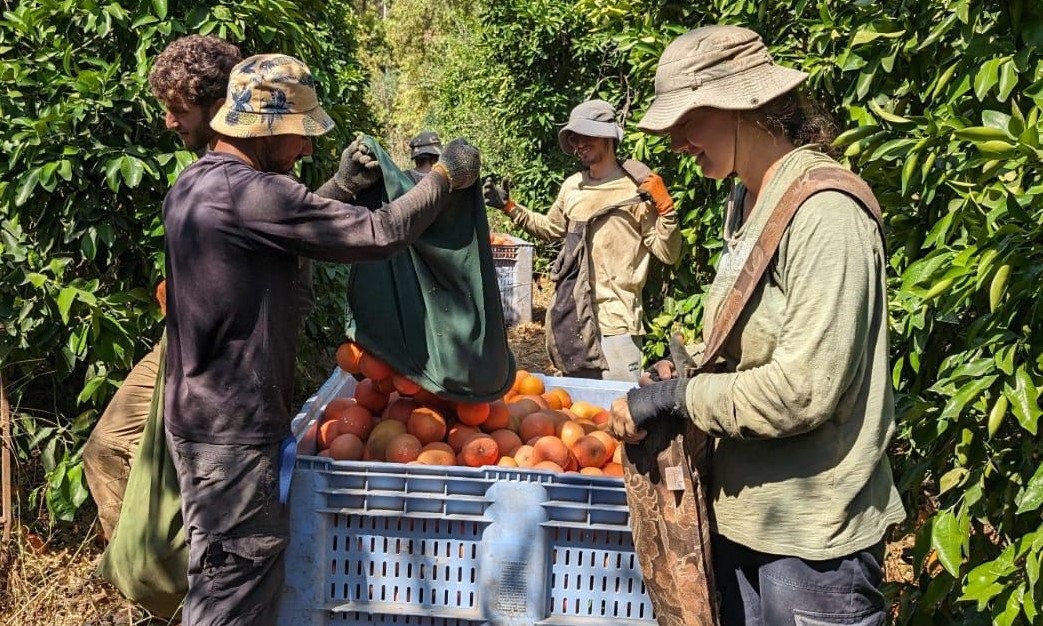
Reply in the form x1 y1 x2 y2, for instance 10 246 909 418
712 534 886 626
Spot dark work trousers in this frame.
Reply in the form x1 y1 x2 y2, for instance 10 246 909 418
166 431 289 626
712 533 887 626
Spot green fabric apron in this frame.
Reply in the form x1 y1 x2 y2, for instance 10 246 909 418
345 137 516 402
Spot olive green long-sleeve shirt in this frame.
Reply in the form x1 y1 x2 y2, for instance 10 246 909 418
686 147 905 560
510 165 681 336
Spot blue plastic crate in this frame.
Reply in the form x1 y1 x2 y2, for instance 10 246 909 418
280 372 650 626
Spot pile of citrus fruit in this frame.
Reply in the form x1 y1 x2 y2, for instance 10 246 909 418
312 340 625 476
489 232 515 246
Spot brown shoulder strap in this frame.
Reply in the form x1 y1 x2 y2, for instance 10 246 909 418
697 167 883 371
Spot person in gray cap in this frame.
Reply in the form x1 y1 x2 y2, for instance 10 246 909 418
406 130 443 183
483 99 681 381
610 25 905 624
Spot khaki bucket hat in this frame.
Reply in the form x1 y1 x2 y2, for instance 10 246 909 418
211 54 335 138
637 25 808 135
557 99 624 153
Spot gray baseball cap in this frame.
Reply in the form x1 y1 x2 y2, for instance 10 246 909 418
409 131 442 159
637 25 808 135
557 99 624 153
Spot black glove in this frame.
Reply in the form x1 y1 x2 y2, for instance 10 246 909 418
433 138 481 190
333 136 382 197
626 377 691 426
482 176 513 211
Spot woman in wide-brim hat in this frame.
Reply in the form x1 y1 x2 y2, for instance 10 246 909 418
612 24 906 623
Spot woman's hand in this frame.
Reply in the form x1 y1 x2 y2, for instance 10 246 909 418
610 396 647 444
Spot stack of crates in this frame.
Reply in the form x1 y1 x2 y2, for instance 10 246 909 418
491 235 534 326
280 371 653 626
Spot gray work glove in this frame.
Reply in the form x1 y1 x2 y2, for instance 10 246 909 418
482 176 513 212
433 138 481 190
334 136 382 197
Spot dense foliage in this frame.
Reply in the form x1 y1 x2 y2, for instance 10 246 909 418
403 0 1042 622
0 0 373 522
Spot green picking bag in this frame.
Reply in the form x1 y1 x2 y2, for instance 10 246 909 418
96 335 187 618
345 136 515 401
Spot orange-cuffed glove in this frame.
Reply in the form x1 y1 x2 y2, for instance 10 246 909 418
155 279 167 317
638 172 675 215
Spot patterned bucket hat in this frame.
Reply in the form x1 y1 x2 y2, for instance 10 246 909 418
210 54 335 138
638 25 808 134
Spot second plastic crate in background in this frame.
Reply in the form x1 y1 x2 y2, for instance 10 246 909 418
491 235 533 326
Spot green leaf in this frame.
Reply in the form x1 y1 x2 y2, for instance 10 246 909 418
931 508 967 576
955 126 1012 141
14 167 40 206
57 287 77 324
152 0 167 19
1005 366 1042 434
1016 463 1043 515
940 375 997 421
997 59 1018 101
974 58 1003 100
995 586 1024 626
120 156 144 188
961 551 1016 607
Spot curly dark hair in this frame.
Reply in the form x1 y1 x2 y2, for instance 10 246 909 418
743 89 840 157
148 35 242 109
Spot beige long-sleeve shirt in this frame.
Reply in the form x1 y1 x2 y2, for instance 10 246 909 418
685 147 905 560
510 165 681 336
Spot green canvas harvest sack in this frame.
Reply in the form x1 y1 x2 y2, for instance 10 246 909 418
96 335 187 618
345 136 515 401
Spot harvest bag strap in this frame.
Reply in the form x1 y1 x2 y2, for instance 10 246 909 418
697 167 883 372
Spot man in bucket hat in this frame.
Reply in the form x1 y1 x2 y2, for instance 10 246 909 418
484 99 680 381
483 98 680 381
405 130 443 182
163 53 481 626
611 25 904 625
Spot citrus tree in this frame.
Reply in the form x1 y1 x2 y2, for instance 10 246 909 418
0 0 373 522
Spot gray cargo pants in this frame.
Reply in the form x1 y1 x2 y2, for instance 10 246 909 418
166 432 289 626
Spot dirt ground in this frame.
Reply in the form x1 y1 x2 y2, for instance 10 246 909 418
0 276 914 625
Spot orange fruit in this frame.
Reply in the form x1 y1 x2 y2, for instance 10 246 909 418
602 462 624 477
515 394 550 410
564 452 579 472
385 433 423 463
417 442 456 466
354 378 389 413
459 434 499 467
570 401 600 420
366 420 407 461
456 402 490 427
481 400 510 432
516 375 545 396
408 407 447 445
329 433 364 461
531 436 570 468
549 388 572 409
579 466 603 476
317 419 343 449
335 341 365 374
588 430 617 459
558 421 585 449
520 412 557 443
511 369 530 393
374 377 396 395
513 445 535 468
489 429 523 457
497 456 518 467
383 397 420 424
541 393 563 410
613 443 623 464
533 460 564 473
392 374 421 396
323 397 357 421
359 353 392 381
337 405 375 441
571 435 609 468
447 424 480 452
591 410 611 426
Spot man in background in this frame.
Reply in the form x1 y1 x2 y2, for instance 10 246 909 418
82 34 242 542
405 130 443 182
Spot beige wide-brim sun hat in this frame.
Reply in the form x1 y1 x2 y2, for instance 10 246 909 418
638 25 808 135
557 99 624 153
210 54 335 138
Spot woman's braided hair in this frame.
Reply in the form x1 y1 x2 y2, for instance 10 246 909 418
148 35 242 109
